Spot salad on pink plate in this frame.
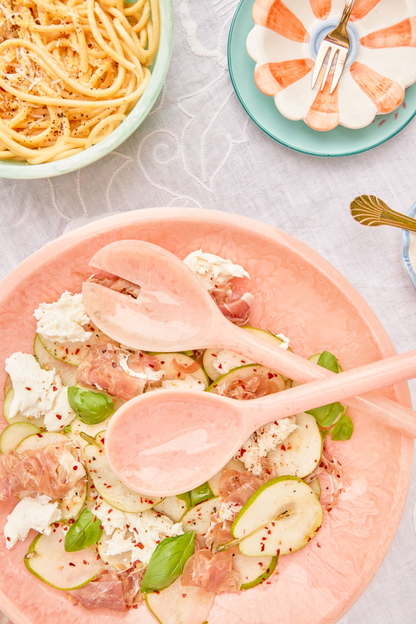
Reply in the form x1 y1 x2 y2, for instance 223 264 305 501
0 249 352 623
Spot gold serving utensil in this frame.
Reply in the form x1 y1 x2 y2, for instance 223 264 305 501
350 195 416 233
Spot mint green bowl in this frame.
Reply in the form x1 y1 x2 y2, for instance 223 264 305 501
0 0 173 179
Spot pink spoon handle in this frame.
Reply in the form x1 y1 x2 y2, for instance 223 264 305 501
240 348 416 436
211 319 415 434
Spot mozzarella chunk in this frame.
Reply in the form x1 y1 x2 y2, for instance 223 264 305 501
43 385 75 431
58 449 86 478
4 494 61 549
5 353 56 419
34 292 92 343
92 499 128 534
5 353 75 430
94 504 184 565
183 250 250 292
236 418 298 476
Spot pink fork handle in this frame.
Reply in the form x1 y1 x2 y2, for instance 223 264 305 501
245 348 416 436
212 321 416 435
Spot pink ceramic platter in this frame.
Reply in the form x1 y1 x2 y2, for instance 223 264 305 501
0 208 413 624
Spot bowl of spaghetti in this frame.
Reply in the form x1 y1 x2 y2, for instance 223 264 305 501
0 0 173 179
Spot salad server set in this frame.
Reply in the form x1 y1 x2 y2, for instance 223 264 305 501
82 240 416 496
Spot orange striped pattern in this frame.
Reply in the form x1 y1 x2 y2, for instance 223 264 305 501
254 59 314 96
350 62 405 113
310 0 332 21
305 74 339 131
351 0 382 21
361 17 416 48
252 0 310 43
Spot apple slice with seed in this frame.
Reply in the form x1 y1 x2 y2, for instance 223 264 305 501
231 476 323 557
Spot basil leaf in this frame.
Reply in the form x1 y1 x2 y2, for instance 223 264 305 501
67 387 114 424
307 351 343 427
141 532 195 593
317 351 340 374
307 402 345 428
189 482 213 508
331 415 354 441
64 509 103 552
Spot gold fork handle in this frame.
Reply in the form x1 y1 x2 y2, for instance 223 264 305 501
351 195 416 232
339 0 356 29
379 208 416 233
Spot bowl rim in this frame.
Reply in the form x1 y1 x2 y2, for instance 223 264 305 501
401 201 416 290
0 0 174 180
0 207 413 624
228 0 416 157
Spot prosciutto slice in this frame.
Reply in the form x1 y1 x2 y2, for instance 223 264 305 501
217 293 254 326
70 571 127 611
77 337 161 400
220 373 282 401
181 550 241 593
0 441 85 501
218 470 265 507
205 520 233 551
119 564 146 606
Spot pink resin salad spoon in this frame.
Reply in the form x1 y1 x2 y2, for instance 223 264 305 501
83 239 416 434
104 346 416 496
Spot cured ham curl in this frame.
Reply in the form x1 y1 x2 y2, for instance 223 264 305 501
219 372 283 400
70 565 145 611
219 470 266 507
70 571 127 611
216 293 254 327
0 442 85 501
77 337 162 400
181 550 241 593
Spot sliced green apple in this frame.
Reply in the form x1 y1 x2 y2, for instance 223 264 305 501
182 497 221 547
15 431 69 453
233 552 278 590
267 413 323 478
150 353 209 388
309 477 321 499
207 364 285 395
0 422 41 454
38 328 102 367
231 476 323 557
84 443 162 512
58 479 87 521
202 348 254 382
4 374 12 396
67 417 112 450
145 577 215 624
34 335 78 386
153 496 190 523
24 524 104 590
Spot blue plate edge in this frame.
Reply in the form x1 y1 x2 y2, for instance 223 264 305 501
402 202 416 291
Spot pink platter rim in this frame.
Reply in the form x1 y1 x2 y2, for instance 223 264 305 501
0 207 412 624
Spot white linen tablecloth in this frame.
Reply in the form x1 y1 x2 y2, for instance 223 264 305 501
1 1 416 622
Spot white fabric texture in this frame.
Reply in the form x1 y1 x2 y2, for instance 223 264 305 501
1 1 416 623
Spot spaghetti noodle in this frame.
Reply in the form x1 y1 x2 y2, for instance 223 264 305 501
0 0 159 164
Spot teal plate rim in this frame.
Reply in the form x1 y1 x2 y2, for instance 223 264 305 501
228 0 416 158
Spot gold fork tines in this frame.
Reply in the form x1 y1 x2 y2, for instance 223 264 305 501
350 195 416 233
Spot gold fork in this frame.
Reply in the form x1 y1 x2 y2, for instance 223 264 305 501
312 0 356 94
350 195 416 233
